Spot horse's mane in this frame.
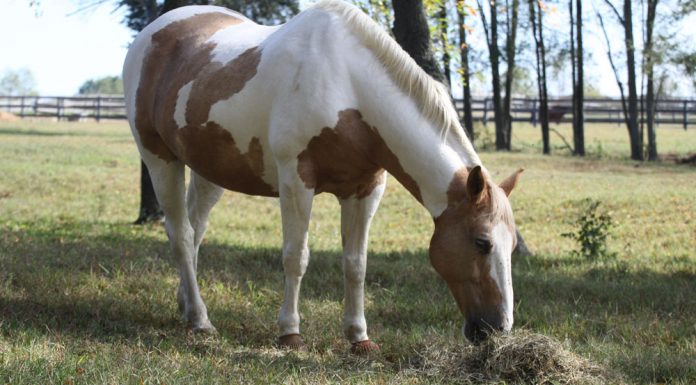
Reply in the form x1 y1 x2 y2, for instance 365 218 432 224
312 0 466 143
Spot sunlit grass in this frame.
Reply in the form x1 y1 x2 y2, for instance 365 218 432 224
0 119 694 384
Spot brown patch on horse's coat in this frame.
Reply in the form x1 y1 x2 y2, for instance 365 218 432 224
133 11 274 194
297 109 422 201
185 47 262 126
178 122 276 196
134 12 244 162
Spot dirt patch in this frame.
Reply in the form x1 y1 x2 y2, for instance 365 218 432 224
0 111 20 122
662 153 696 166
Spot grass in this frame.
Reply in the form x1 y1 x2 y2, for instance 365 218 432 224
0 119 694 384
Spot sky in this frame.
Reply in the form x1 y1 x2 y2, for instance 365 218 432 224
0 0 694 97
1 0 132 96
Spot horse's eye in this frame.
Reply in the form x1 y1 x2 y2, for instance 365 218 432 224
475 238 493 254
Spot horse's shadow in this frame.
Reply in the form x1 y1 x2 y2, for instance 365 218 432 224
0 222 445 349
1 222 693 353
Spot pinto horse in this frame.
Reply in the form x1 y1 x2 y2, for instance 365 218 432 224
123 0 522 351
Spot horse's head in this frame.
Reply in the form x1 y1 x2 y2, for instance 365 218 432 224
429 166 522 343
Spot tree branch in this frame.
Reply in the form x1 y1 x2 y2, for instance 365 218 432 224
602 0 625 25
476 0 492 50
597 10 630 129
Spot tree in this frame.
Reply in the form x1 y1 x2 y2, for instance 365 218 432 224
571 0 585 156
644 0 659 161
501 0 520 151
476 0 506 150
528 0 550 154
392 0 446 82
602 0 642 160
438 1 452 88
0 68 38 96
78 76 123 95
457 1 474 140
598 0 642 161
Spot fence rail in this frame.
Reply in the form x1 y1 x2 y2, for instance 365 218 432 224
0 95 126 121
1 95 694 128
454 97 696 129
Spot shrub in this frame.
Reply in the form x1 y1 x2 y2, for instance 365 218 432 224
562 199 616 260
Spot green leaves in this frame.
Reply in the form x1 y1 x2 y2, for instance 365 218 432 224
562 198 616 260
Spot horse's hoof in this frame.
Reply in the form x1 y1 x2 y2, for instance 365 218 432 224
350 340 380 355
278 334 307 351
189 320 218 335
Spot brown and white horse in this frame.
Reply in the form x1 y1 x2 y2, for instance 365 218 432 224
123 0 522 352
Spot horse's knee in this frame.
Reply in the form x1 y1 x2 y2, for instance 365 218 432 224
343 257 366 283
283 245 309 276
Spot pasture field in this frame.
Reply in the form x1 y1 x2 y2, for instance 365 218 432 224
0 119 694 384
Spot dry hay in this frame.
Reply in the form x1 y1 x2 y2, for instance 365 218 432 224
409 330 622 384
0 111 20 122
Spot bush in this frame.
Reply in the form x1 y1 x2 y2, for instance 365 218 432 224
562 199 616 260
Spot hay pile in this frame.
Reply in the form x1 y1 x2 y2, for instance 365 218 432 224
412 330 621 384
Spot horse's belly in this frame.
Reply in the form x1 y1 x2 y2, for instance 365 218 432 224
175 121 279 197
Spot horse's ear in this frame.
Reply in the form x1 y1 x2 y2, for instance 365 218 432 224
466 165 488 204
499 168 524 197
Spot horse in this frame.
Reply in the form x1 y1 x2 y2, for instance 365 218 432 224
122 0 523 353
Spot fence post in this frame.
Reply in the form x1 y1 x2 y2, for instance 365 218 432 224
483 98 489 126
531 98 538 127
96 96 102 122
684 100 688 130
20 96 25 117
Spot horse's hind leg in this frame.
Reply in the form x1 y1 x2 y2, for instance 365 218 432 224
177 172 223 313
339 174 386 354
145 158 215 333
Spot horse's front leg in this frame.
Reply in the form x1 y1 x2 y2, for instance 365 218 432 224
277 168 314 350
339 174 386 354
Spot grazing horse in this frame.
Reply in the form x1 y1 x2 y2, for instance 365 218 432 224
123 0 523 352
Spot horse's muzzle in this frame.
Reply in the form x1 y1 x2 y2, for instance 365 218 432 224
463 312 505 344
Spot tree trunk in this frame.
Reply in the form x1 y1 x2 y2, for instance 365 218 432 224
439 4 452 89
645 0 659 161
134 161 164 224
458 4 474 140
392 0 445 83
530 0 549 154
574 0 585 156
502 0 519 151
479 0 506 150
624 0 643 160
134 0 163 225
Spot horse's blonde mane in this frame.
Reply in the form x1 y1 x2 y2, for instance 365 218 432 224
312 0 466 142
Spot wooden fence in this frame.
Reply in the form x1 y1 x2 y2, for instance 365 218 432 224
1 95 694 128
0 95 126 121
454 97 696 129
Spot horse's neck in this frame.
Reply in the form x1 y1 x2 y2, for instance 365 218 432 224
357 85 481 217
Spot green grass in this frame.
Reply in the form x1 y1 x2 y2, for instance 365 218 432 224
0 119 694 384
